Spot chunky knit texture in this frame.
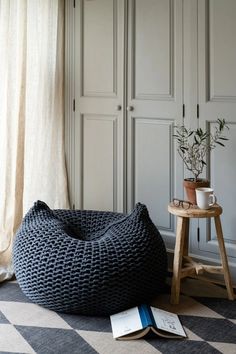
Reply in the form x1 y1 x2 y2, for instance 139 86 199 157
13 201 167 316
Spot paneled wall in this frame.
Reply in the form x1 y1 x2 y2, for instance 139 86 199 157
65 0 236 284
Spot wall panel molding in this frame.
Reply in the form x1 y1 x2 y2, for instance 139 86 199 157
82 114 119 211
130 116 174 231
131 0 174 101
81 0 118 98
207 0 236 102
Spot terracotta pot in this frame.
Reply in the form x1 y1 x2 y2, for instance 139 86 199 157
183 178 210 205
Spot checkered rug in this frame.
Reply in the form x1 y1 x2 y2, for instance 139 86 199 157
0 280 235 354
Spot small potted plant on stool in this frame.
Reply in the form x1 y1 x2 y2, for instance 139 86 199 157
173 119 229 204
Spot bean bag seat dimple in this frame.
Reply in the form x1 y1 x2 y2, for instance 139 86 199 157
13 200 167 316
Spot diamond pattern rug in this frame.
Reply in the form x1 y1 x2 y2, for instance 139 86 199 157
0 279 235 354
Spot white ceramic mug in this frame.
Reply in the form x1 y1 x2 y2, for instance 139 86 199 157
195 188 217 209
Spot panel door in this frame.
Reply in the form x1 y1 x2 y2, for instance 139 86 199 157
193 0 236 271
126 0 184 249
74 0 125 212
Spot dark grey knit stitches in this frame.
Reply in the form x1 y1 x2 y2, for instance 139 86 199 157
13 200 167 316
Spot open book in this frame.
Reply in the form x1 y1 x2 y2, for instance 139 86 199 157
110 304 187 340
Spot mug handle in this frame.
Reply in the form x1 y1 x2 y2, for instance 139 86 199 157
209 194 217 206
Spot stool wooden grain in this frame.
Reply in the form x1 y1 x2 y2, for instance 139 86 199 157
168 203 235 304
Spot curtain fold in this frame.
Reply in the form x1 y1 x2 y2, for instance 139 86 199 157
0 0 69 282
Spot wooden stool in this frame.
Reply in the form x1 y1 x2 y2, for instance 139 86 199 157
168 202 235 304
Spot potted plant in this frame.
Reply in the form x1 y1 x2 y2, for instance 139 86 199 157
173 118 229 204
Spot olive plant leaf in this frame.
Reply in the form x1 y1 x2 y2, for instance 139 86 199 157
173 118 229 181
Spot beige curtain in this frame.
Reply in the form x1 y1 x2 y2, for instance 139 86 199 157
0 0 69 282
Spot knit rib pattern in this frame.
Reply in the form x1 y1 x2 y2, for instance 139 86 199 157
13 200 167 316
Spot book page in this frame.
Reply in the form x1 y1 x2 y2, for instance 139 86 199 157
150 307 186 337
110 307 143 338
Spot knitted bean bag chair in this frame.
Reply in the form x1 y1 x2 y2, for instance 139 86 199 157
13 200 167 316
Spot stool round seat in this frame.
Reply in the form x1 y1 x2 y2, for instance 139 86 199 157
13 201 168 316
168 203 222 218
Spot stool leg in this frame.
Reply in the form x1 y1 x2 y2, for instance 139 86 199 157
171 216 188 304
183 218 190 257
214 216 235 300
